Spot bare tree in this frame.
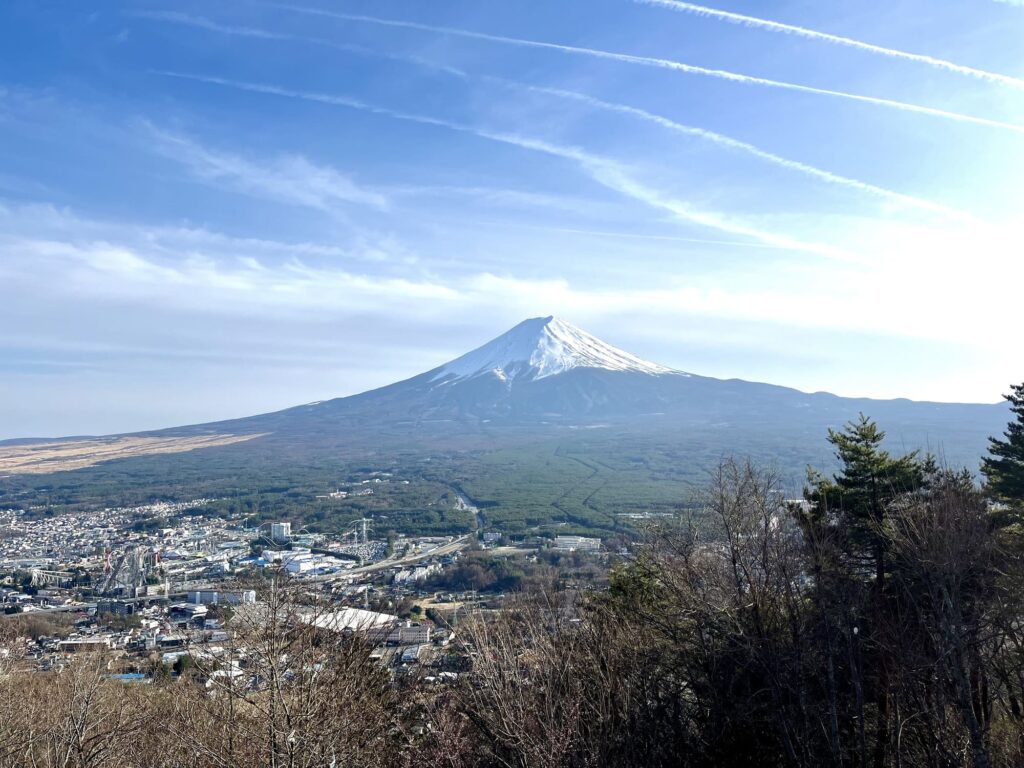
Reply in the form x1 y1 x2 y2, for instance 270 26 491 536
164 572 403 768
885 477 996 768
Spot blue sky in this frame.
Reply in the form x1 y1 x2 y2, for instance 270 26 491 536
1 0 1022 437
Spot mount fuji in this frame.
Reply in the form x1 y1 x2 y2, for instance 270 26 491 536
185 315 694 431
2 317 1010 501
160 315 1006 467
431 316 673 383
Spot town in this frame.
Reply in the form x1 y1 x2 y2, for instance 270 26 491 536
0 493 607 682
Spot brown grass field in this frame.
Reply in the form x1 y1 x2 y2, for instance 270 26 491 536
0 434 261 475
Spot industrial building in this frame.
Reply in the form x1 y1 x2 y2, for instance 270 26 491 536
553 535 601 553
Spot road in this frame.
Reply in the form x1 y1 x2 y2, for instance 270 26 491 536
451 486 484 531
300 535 472 583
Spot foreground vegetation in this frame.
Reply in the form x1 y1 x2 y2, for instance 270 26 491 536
2 385 1024 767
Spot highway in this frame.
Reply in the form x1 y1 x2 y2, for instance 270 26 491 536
339 535 472 577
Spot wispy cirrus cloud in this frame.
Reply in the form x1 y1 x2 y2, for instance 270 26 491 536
635 0 1024 89
129 9 284 39
489 79 975 222
137 9 975 221
130 9 469 77
2 202 1016 349
10 238 454 310
147 127 388 212
270 5 1024 135
386 185 623 219
0 202 416 277
155 71 857 262
2 200 1018 435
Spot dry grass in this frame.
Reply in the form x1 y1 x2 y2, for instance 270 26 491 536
0 434 262 475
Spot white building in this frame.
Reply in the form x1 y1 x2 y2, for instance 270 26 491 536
270 522 292 544
553 535 601 553
387 623 432 645
260 547 346 576
393 564 441 584
301 607 397 641
190 590 256 606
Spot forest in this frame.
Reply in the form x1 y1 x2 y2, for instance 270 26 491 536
2 384 1024 767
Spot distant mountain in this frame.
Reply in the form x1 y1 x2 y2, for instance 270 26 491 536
432 315 673 382
0 319 1007 493
170 316 1006 465
1 316 1010 535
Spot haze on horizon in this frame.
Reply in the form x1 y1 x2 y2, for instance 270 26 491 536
1 0 1022 439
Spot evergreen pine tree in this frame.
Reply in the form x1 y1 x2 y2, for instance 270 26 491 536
982 382 1024 504
804 414 926 768
806 414 925 564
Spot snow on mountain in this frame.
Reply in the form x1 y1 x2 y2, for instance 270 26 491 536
431 316 676 384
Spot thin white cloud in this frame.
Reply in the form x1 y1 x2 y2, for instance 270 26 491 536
636 0 1024 89
131 10 469 77
492 79 975 222
148 127 388 211
5 203 1014 349
130 9 284 39
154 71 857 262
4 236 455 312
273 6 1024 135
3 202 1020 410
387 184 624 219
0 202 409 266
504 223 795 248
136 10 975 221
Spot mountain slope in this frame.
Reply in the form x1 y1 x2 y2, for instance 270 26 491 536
432 315 673 382
2 317 1012 485
176 316 1004 457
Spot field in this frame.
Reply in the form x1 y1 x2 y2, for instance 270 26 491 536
0 434 262 475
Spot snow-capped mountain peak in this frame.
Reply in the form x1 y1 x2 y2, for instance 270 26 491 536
432 316 675 383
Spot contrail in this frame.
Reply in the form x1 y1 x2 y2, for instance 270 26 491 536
129 9 285 40
269 5 1024 135
136 9 972 220
129 10 468 77
154 71 861 263
506 223 796 248
493 79 974 221
636 0 1024 89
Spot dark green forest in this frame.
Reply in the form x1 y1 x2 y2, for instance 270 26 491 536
0 418 930 540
